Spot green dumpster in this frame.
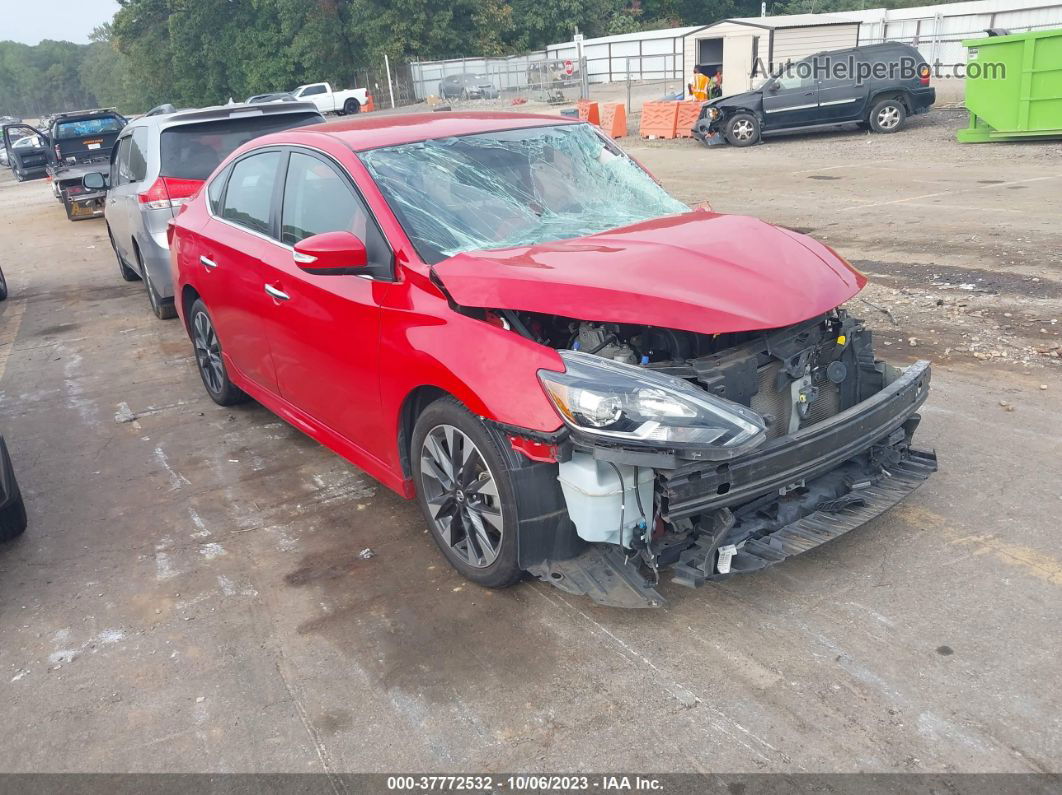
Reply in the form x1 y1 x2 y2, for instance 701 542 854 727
957 27 1062 142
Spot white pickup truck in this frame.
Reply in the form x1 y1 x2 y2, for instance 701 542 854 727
290 82 369 115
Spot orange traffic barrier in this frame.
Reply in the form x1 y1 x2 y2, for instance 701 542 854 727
598 103 627 138
675 100 702 138
363 93 375 112
577 99 600 126
639 101 679 139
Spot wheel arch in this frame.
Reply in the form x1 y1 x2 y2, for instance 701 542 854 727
396 385 459 481
180 284 201 336
869 90 912 114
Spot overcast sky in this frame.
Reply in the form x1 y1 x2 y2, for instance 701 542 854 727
4 0 120 45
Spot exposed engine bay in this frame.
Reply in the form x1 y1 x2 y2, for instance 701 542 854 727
470 305 936 608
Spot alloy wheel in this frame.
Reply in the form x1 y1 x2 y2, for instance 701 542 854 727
732 119 754 141
876 105 900 129
419 424 504 568
193 311 224 394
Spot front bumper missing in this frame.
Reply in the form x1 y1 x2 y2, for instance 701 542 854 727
531 361 936 608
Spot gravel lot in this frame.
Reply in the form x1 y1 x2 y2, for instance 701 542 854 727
0 109 1059 775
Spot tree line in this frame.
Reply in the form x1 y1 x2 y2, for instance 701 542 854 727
1 0 957 118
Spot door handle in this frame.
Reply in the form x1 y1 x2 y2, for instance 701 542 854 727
264 284 290 301
199 255 218 269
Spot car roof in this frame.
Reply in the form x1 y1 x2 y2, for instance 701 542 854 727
125 101 321 130
274 111 581 152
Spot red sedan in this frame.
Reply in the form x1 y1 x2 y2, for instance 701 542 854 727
169 113 935 607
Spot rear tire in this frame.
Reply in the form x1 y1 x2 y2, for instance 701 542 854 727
189 299 249 406
868 98 906 133
725 112 761 146
411 397 523 588
0 266 8 301
343 98 361 114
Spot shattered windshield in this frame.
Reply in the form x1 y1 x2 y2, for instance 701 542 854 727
359 123 689 263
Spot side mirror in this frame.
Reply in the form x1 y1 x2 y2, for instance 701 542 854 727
766 82 779 93
293 231 368 275
83 171 107 190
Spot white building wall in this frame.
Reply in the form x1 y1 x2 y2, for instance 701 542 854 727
771 24 860 64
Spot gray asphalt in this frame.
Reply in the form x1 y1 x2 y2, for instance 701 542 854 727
0 118 1059 773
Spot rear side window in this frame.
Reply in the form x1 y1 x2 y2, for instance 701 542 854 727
159 112 320 180
301 85 326 96
128 127 149 183
207 165 230 215
221 151 281 236
54 116 124 139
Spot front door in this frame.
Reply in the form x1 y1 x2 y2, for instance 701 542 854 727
198 149 286 393
106 134 134 264
762 64 819 129
257 148 386 455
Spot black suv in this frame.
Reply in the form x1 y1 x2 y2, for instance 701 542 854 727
693 42 935 147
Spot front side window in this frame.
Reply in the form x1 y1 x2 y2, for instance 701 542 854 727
281 151 390 267
301 85 326 97
281 152 368 245
220 151 281 235
360 123 687 264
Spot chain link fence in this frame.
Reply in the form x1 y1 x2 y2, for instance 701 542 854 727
410 56 588 106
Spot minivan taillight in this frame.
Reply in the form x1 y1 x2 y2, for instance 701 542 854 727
138 177 204 210
919 64 931 86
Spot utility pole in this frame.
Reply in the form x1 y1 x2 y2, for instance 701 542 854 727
384 53 396 109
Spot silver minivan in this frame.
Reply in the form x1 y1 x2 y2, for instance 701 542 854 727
103 102 323 318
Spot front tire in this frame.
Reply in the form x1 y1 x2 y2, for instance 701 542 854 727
189 299 248 406
0 266 8 301
868 98 906 133
725 112 761 146
411 397 522 588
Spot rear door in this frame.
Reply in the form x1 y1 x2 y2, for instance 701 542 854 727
198 149 285 393
762 60 819 129
256 148 387 450
816 53 867 122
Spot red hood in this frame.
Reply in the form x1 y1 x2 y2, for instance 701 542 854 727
432 211 866 335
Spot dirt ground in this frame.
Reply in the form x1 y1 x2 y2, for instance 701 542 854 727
0 110 1059 775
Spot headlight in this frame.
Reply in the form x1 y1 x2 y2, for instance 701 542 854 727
707 107 721 121
538 351 766 458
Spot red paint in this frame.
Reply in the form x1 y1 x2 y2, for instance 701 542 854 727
171 113 865 502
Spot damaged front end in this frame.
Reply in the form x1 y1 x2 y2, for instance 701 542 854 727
489 309 936 608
